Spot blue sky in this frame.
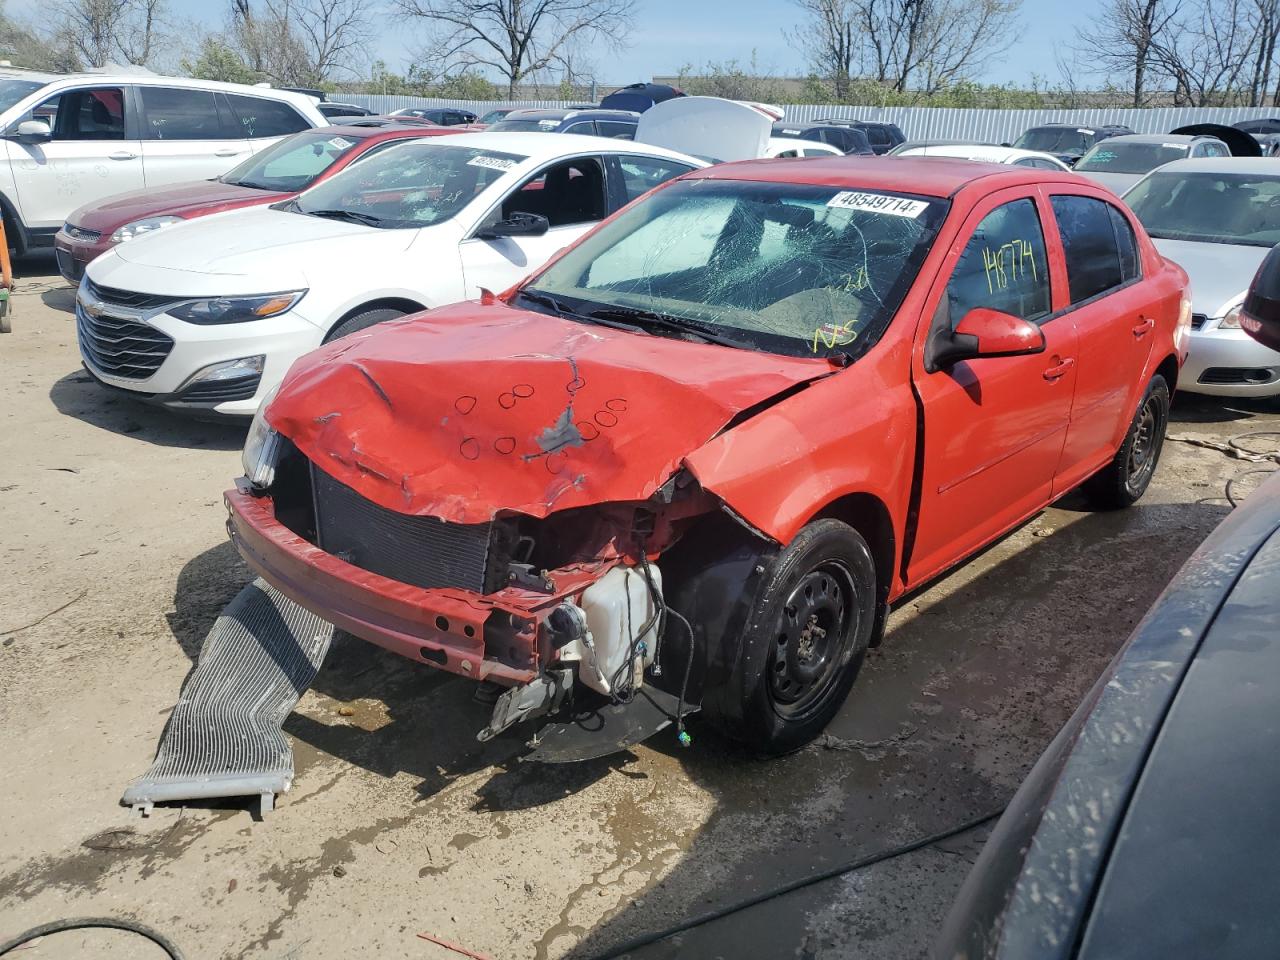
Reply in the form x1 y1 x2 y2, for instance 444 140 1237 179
29 0 1103 87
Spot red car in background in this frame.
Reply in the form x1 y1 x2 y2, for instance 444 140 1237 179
229 158 1190 758
54 118 471 283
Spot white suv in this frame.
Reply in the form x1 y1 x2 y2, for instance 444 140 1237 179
0 70 326 256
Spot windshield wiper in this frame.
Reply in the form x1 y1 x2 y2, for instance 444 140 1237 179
587 306 750 349
517 290 644 332
303 208 389 227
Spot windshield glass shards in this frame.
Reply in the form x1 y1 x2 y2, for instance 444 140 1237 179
293 143 526 228
526 179 947 358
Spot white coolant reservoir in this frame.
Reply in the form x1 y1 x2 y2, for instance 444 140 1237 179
577 564 663 696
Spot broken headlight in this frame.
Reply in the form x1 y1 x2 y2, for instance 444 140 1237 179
242 383 282 488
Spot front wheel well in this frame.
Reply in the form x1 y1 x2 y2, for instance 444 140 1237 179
0 193 26 256
810 493 895 644
330 297 427 330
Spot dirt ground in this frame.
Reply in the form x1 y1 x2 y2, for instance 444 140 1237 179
2 257 1277 960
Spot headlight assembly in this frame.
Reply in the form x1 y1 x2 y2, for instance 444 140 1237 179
110 215 183 243
170 291 305 325
1219 302 1245 329
242 383 282 488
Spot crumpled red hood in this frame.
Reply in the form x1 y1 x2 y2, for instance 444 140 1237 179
267 301 830 523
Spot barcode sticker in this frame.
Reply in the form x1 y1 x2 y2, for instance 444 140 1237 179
827 191 930 218
468 155 517 171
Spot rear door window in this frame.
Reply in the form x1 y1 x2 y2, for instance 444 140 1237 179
140 87 227 140
1051 195 1132 303
563 121 597 135
866 126 891 147
225 94 309 138
947 197 1052 325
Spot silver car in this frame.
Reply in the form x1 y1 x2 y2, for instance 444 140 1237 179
1124 157 1280 397
1077 134 1232 194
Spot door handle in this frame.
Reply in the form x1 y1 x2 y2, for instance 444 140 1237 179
1043 357 1075 381
1132 317 1155 337
215 149 244 158
108 151 137 161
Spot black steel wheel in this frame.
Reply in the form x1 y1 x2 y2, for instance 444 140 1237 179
768 561 859 721
710 518 877 755
1083 374 1170 510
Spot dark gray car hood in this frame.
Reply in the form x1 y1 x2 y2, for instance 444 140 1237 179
1077 523 1280 958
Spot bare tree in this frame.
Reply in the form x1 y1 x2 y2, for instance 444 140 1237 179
1074 0 1178 107
1147 0 1252 104
789 0 1022 97
398 0 633 98
1248 0 1280 105
53 0 168 67
230 0 373 85
786 0 857 98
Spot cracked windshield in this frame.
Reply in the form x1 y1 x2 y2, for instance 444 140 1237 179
527 179 947 357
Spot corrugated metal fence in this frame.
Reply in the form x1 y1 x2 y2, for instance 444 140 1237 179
344 94 1280 141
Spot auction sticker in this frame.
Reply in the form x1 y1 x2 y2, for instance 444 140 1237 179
827 191 930 218
327 136 354 150
468 155 518 171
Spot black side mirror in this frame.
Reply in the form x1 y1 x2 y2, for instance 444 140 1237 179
476 212 550 240
1242 243 1280 352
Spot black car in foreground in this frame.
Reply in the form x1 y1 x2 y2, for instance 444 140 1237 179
937 467 1280 959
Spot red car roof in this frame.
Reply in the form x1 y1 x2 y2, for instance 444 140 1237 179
687 155 1079 198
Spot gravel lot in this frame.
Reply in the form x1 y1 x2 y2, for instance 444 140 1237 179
1 258 1276 960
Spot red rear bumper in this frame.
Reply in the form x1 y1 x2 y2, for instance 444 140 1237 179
226 486 552 685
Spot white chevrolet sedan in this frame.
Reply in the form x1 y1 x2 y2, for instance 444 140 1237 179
76 132 704 416
1124 157 1280 397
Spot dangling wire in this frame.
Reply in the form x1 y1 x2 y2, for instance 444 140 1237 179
664 607 697 747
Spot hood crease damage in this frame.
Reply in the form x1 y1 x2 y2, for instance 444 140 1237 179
266 302 831 525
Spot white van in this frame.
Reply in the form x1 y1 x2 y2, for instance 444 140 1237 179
0 70 326 255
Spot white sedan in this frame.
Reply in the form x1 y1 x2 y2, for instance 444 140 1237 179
77 133 704 416
892 143 1071 170
1124 157 1280 397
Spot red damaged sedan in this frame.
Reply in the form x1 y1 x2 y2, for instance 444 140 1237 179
229 157 1189 756
53 119 467 284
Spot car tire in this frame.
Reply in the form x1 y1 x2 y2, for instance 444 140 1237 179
714 519 877 756
1082 374 1170 510
323 307 405 344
